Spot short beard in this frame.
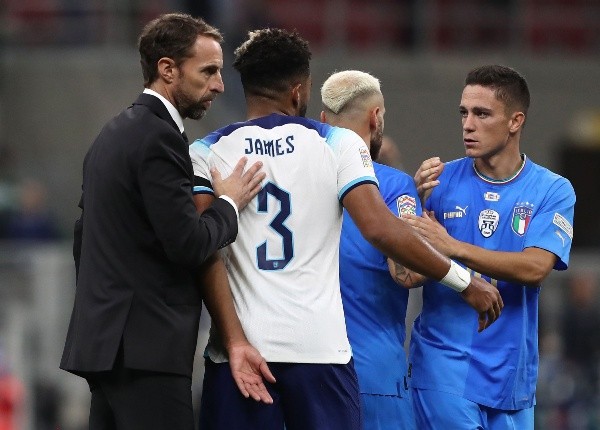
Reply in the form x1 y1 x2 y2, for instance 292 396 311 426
176 93 207 120
298 101 308 118
182 104 207 120
370 120 384 160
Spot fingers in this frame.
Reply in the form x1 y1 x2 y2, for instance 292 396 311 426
246 167 266 191
478 295 504 332
233 377 251 399
419 180 440 190
234 377 273 404
210 167 222 183
478 312 487 333
232 156 249 177
242 161 263 180
416 157 442 179
246 381 274 404
260 360 277 383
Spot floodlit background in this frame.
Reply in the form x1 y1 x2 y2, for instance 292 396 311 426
0 1 599 429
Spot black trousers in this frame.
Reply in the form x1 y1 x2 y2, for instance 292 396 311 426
85 356 194 430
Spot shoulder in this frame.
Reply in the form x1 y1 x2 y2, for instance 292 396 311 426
526 157 575 195
374 163 419 207
374 163 415 188
440 157 470 176
432 157 470 190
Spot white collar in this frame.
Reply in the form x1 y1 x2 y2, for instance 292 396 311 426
143 88 185 134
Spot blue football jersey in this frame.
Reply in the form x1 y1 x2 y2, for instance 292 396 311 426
340 162 422 396
409 155 575 410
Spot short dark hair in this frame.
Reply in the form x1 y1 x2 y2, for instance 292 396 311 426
138 13 223 87
233 28 311 95
465 65 530 114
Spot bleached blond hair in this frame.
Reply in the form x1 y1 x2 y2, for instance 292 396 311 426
321 70 381 114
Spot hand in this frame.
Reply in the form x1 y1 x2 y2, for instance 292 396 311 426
403 211 457 257
460 277 504 332
212 157 266 211
414 157 443 205
228 342 276 404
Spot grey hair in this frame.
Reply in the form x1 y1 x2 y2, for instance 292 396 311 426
321 70 381 114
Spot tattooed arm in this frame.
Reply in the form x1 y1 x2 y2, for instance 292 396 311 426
387 257 426 288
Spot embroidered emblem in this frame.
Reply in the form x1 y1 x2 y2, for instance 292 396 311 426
484 192 500 202
359 147 372 168
397 195 417 217
478 209 500 238
512 203 534 236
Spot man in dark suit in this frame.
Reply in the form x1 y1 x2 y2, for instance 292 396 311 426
60 13 274 430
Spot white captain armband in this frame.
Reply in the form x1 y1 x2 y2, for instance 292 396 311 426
440 260 471 293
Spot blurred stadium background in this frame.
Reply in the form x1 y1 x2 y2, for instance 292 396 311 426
0 1 599 429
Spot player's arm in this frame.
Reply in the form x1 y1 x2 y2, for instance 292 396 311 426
387 256 426 289
342 183 504 331
385 187 427 289
404 211 556 285
194 192 276 403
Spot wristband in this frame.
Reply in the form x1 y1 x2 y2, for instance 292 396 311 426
440 260 471 293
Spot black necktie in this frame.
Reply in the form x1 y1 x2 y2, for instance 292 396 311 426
181 130 189 143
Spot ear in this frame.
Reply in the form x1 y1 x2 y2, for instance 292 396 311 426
320 111 327 122
509 112 525 133
291 83 302 110
157 57 177 84
369 107 380 130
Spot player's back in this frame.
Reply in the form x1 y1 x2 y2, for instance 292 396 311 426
190 113 378 363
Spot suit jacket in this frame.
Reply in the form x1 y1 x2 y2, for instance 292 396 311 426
61 93 237 377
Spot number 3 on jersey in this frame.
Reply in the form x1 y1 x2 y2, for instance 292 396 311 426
256 182 293 270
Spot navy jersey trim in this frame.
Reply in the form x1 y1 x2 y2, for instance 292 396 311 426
340 179 379 202
201 114 334 146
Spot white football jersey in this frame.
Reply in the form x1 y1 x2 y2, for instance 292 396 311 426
190 114 377 363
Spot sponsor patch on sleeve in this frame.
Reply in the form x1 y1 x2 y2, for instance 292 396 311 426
397 195 417 217
553 213 573 239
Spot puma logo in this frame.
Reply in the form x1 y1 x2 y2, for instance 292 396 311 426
555 230 566 247
455 205 468 215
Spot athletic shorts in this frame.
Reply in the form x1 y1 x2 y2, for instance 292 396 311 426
199 358 361 430
412 388 534 430
360 390 416 430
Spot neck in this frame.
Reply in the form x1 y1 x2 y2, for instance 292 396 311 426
148 82 174 106
246 95 295 120
474 153 526 183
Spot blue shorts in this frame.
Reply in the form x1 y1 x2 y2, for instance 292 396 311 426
199 359 361 430
412 388 534 430
361 391 416 430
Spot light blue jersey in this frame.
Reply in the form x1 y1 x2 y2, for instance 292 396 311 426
340 162 420 429
409 155 575 411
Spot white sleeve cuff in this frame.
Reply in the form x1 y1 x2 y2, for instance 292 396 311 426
218 195 239 220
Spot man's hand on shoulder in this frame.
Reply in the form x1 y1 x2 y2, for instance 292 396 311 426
212 157 265 211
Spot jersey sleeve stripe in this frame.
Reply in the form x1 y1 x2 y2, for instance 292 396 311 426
339 177 379 201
